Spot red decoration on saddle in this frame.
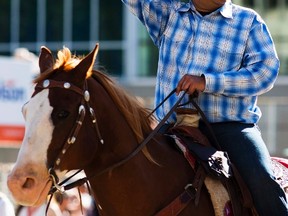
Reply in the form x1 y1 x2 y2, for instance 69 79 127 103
273 157 288 169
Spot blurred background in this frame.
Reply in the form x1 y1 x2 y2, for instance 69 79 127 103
0 0 288 211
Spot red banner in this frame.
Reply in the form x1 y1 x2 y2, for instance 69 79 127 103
0 125 24 143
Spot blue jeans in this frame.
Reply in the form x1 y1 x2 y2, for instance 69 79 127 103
199 121 288 216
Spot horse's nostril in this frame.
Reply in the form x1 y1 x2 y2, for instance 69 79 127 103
22 178 35 189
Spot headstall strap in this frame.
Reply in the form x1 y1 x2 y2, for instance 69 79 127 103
35 79 104 169
55 100 86 167
88 105 104 144
83 82 104 144
36 79 84 96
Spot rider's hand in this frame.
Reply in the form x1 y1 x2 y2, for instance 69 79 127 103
176 74 206 95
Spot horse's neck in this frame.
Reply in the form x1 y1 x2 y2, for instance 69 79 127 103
85 134 195 216
85 80 194 215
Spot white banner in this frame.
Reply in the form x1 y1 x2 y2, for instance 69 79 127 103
0 57 34 142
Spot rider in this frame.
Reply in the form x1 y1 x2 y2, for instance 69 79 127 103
121 0 288 215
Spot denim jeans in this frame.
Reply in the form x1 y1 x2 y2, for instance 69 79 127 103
199 121 288 216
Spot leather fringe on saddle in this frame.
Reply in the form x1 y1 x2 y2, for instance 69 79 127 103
167 108 254 216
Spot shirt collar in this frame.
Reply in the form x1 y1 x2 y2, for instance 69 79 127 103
177 1 233 19
177 2 192 13
219 1 233 19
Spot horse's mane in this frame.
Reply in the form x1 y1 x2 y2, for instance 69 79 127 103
34 47 154 143
91 71 153 142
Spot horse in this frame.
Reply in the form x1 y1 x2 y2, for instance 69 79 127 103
7 44 288 216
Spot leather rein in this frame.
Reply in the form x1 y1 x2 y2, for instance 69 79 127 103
35 78 196 215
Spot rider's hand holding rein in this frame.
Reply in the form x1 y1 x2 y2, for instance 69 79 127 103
176 75 206 96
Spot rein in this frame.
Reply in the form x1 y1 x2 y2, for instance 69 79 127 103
37 78 196 215
36 78 184 187
48 87 187 194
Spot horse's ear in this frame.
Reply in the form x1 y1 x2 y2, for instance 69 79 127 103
73 44 99 81
39 46 54 73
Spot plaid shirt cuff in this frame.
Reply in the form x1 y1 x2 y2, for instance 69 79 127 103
202 72 225 94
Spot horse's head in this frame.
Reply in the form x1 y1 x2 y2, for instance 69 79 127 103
7 44 100 206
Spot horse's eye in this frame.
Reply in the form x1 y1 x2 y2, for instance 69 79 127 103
57 110 69 119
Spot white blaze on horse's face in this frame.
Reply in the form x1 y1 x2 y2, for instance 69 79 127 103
21 90 54 162
7 90 54 206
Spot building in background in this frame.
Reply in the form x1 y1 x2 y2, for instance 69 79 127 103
0 0 287 76
0 0 288 194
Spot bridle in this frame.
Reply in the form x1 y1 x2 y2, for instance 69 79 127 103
34 78 105 214
34 78 188 215
34 79 103 191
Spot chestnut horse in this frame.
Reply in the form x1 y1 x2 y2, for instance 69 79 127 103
7 44 288 215
7 44 216 215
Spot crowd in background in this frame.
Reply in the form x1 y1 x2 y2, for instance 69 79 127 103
0 184 99 216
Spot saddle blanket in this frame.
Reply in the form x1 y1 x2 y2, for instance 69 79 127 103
171 134 231 216
271 157 288 195
172 134 288 215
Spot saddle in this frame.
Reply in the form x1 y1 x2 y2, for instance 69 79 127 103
166 108 254 216
153 91 288 215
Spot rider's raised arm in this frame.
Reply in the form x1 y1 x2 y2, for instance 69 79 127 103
121 0 173 46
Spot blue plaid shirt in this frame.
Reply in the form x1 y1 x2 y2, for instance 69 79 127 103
122 0 280 123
